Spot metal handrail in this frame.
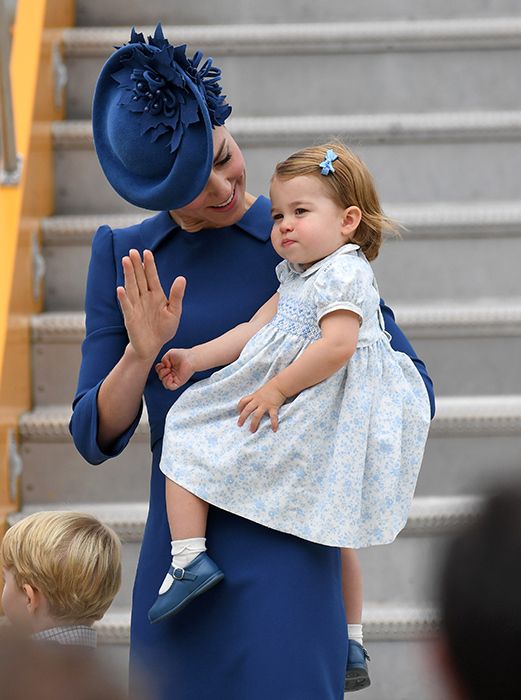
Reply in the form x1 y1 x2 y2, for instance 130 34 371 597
0 0 21 184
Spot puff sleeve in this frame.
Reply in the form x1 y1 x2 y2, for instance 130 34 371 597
69 225 143 465
313 255 371 325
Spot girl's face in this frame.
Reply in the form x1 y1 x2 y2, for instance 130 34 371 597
270 175 360 268
170 126 252 232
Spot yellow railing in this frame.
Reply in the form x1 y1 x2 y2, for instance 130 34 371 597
0 0 75 533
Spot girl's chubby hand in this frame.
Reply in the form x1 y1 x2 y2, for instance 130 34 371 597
237 381 287 433
156 348 197 391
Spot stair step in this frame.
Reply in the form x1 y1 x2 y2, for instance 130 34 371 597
63 19 521 56
18 397 521 504
64 20 521 119
52 114 521 213
31 303 521 404
42 201 521 244
75 0 521 27
9 495 479 606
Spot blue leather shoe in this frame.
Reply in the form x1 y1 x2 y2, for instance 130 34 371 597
148 552 224 624
345 640 371 692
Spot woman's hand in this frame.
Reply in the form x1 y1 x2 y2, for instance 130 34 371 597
237 380 287 433
155 349 197 391
117 249 186 363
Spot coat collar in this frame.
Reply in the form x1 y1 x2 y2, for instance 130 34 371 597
139 195 273 251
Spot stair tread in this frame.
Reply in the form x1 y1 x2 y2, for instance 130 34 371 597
8 494 484 540
52 111 521 147
62 18 521 57
31 300 521 341
41 201 521 243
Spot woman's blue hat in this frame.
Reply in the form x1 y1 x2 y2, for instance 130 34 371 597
92 25 232 210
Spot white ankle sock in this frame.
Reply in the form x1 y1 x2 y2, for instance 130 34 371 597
348 623 364 647
158 538 206 595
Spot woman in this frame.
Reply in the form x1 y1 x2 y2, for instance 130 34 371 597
70 26 434 700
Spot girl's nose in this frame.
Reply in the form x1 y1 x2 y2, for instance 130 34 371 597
280 217 294 233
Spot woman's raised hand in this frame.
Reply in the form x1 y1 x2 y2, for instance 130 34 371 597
156 348 197 391
117 249 186 363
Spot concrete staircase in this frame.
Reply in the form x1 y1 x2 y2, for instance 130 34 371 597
10 1 521 698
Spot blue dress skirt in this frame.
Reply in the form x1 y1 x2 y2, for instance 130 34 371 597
70 198 434 700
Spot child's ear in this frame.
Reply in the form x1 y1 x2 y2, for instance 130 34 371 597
341 206 362 238
22 583 41 615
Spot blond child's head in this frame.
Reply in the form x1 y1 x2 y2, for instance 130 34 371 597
1 511 121 629
272 141 397 262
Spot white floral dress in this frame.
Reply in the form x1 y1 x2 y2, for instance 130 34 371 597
160 244 431 548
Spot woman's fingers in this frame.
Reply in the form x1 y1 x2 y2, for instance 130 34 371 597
129 249 149 295
122 256 139 304
116 286 131 317
143 250 163 293
168 276 186 317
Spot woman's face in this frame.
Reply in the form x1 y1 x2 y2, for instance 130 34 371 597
171 126 251 231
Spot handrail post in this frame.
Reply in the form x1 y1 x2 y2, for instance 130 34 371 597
0 0 22 185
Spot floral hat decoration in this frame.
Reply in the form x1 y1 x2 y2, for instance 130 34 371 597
92 25 232 210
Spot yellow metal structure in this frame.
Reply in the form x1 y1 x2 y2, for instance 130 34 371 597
0 0 75 530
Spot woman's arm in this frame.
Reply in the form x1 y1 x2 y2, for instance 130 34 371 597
380 301 435 418
69 237 184 461
237 309 360 432
157 293 279 390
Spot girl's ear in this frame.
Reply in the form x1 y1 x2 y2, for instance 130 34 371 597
341 206 362 238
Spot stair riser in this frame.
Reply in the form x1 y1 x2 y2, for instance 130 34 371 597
107 531 446 609
20 439 151 504
66 50 521 119
32 334 521 406
20 431 521 504
43 237 521 311
54 140 521 214
96 631 443 700
75 0 521 26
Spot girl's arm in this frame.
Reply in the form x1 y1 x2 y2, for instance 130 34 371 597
157 293 279 390
192 292 279 370
237 309 360 432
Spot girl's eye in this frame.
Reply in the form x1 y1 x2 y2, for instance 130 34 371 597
272 213 283 222
295 208 307 215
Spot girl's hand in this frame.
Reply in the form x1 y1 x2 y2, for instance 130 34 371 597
237 381 287 433
156 349 197 391
117 249 186 363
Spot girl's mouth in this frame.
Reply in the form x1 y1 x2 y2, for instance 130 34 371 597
210 186 237 212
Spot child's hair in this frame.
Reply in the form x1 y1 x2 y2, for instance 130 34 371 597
273 141 398 261
1 511 121 625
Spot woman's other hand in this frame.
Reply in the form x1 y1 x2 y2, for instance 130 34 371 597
117 249 186 363
156 349 197 390
237 381 287 433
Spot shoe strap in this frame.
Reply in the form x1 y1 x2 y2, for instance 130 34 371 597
171 566 197 582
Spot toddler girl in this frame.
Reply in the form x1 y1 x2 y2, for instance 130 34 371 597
148 143 431 630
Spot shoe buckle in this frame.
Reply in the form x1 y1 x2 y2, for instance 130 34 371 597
172 567 185 580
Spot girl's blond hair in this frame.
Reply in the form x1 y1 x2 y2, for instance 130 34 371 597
273 141 398 261
1 511 121 625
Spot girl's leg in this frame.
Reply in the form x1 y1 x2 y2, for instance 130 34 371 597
341 547 363 625
341 548 371 691
149 479 223 622
166 479 209 540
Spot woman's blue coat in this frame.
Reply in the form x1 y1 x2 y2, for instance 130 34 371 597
70 198 434 700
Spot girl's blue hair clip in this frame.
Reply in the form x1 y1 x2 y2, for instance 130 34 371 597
319 149 338 176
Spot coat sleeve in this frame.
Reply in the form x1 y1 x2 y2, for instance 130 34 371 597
379 299 435 419
69 225 143 465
